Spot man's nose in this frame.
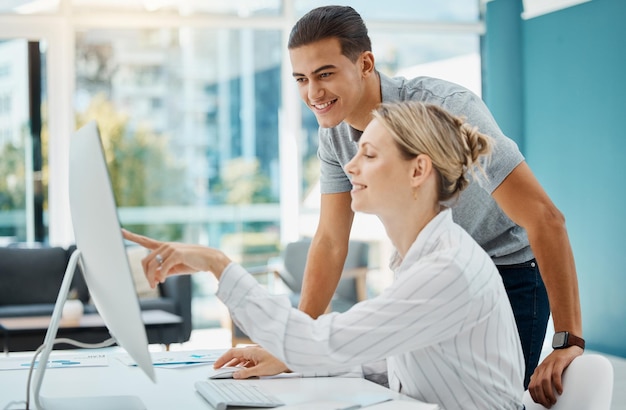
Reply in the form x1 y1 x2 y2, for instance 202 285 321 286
308 80 323 101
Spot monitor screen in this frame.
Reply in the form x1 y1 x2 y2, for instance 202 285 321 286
32 120 155 409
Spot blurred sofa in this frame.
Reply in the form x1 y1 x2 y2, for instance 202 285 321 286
0 245 192 352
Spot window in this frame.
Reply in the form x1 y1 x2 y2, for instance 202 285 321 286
75 26 282 239
0 0 483 327
0 39 47 244
294 0 480 22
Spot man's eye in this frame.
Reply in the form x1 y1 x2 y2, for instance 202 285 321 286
320 72 331 78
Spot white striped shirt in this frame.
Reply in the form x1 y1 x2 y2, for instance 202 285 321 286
217 210 524 409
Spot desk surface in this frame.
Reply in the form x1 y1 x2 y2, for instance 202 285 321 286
0 349 438 410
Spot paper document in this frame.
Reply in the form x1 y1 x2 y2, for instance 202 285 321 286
0 352 108 371
119 349 222 368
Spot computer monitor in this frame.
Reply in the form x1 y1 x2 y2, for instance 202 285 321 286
32 121 155 409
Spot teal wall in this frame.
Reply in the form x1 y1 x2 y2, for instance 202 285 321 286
482 0 524 148
484 0 626 357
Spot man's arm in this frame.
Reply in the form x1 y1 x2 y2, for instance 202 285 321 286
298 191 355 318
492 161 583 407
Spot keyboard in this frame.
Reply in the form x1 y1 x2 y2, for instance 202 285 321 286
194 380 285 410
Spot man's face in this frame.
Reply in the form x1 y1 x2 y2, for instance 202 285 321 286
290 38 368 129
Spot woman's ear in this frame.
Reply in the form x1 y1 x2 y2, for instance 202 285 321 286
411 154 433 187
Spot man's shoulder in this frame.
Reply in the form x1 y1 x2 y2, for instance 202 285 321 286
381 72 475 105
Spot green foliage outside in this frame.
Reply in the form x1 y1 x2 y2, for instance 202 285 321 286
75 94 190 208
1 93 278 245
215 157 272 205
0 125 28 237
73 94 192 239
0 140 25 212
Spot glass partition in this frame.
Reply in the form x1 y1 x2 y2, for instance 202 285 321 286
0 0 484 328
75 27 282 250
75 27 283 327
0 39 47 244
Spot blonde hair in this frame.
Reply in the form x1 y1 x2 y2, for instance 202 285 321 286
372 101 493 202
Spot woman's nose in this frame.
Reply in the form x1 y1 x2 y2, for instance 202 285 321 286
345 158 358 175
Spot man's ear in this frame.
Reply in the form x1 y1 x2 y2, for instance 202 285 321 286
411 154 433 187
361 51 375 76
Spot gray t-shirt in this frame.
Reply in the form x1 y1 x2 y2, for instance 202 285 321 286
318 73 533 265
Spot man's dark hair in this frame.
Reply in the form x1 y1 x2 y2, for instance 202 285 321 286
288 5 371 62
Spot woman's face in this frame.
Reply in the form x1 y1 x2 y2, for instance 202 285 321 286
345 119 415 216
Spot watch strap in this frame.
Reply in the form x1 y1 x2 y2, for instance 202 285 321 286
566 333 585 350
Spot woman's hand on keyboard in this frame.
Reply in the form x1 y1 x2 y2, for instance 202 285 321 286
214 346 290 379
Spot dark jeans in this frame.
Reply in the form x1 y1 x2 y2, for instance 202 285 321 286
497 259 550 389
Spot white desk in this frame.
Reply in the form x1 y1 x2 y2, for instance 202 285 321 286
0 349 438 410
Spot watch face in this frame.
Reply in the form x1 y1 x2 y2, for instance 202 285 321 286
552 332 568 348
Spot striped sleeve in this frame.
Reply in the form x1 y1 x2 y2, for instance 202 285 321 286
217 249 474 373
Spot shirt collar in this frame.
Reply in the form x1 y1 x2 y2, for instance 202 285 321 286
348 73 403 142
379 72 404 104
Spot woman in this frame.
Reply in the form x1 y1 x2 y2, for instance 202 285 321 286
124 101 524 409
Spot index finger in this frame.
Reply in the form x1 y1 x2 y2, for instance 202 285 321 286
214 348 246 369
121 229 161 250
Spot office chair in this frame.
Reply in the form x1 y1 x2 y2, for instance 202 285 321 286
269 238 369 311
231 238 370 345
522 354 614 410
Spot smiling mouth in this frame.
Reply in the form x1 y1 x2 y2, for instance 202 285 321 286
351 183 366 192
312 99 337 110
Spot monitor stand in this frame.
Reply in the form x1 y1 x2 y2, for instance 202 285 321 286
31 249 146 410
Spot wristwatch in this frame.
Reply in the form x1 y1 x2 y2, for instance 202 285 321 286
552 331 585 350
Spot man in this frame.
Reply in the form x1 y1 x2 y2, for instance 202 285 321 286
285 5 582 408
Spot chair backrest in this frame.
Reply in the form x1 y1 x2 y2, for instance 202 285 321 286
334 240 369 303
280 239 313 292
522 354 614 410
0 246 83 306
279 238 369 302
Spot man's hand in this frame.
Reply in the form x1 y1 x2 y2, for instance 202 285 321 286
213 346 289 379
528 347 583 408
